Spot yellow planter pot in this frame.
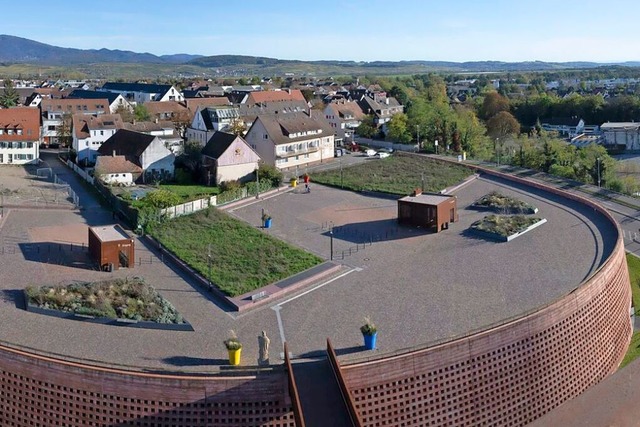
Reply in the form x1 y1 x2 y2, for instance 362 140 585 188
291 178 298 188
228 348 242 365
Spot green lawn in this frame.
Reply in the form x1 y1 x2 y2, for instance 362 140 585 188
159 184 220 201
151 208 322 297
312 153 472 195
621 253 640 368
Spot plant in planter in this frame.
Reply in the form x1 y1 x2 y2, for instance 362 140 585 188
360 316 378 350
262 212 272 228
224 330 242 365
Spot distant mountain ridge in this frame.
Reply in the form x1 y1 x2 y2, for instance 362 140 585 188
0 35 202 64
1 34 639 73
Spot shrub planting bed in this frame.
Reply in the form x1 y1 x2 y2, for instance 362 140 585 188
472 191 538 214
24 277 186 325
470 214 546 242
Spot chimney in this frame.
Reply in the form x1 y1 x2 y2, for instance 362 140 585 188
112 150 116 157
412 188 422 197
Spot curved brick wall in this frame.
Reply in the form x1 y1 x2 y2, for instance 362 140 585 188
0 346 296 427
341 166 632 427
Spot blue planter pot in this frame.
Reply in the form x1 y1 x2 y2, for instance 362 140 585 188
363 332 377 350
264 218 272 229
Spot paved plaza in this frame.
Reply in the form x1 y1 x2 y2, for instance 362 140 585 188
0 157 617 371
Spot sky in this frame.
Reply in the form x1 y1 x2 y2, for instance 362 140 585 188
4 0 640 63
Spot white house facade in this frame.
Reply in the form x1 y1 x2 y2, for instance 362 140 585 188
0 107 40 165
73 114 124 164
244 113 334 171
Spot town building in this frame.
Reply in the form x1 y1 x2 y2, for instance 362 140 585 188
0 107 40 165
98 82 184 104
201 132 261 185
72 114 124 164
40 98 109 146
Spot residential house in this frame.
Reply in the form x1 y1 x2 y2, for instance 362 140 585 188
0 107 40 165
98 82 184 104
244 112 334 170
601 122 640 150
323 100 365 144
94 154 142 186
186 106 240 146
183 97 231 114
541 118 585 138
67 89 133 114
72 114 124 164
241 89 306 105
123 120 184 154
40 98 109 146
356 92 403 133
201 132 261 185
144 101 188 121
97 129 175 183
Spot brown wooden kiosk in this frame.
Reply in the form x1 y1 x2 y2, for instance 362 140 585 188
88 224 135 271
398 189 458 232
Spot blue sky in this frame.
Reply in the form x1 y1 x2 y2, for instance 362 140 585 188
5 0 640 62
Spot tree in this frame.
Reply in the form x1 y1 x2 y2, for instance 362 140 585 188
170 110 192 138
356 115 376 139
143 189 181 209
57 113 73 148
486 111 520 138
0 79 19 108
179 139 203 178
386 113 412 143
134 104 150 122
479 91 510 121
227 118 247 136
257 163 283 187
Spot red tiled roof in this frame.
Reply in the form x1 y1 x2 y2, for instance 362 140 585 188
95 154 143 175
0 107 40 141
73 114 124 139
41 98 109 114
184 97 231 113
246 90 306 104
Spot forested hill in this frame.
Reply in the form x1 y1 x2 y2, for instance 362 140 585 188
2 34 640 73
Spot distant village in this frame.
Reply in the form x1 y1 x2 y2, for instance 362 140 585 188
0 74 637 186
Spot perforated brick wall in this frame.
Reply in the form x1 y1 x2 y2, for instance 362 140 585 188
340 167 633 427
0 349 296 427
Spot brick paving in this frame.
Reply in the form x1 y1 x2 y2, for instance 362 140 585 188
0 157 615 371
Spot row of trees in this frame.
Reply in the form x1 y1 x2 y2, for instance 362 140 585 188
354 74 623 192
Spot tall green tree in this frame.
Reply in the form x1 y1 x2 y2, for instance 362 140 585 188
0 79 19 108
134 104 150 122
386 113 412 143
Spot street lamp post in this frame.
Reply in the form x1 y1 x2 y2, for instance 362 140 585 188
435 139 438 155
495 138 500 166
329 226 334 261
255 165 260 199
207 243 213 289
340 157 343 189
416 125 420 150
597 157 601 188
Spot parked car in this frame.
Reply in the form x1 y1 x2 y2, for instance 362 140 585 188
365 149 377 157
376 152 390 159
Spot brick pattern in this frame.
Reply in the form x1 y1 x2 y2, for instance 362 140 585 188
0 349 296 427
340 165 633 427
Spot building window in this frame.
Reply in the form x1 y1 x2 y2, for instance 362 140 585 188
7 129 13 135
17 129 22 135
100 130 104 136
263 134 269 139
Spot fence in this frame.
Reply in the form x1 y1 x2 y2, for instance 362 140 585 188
66 160 94 185
160 196 217 219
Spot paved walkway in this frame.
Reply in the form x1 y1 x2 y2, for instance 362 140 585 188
0 153 615 374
